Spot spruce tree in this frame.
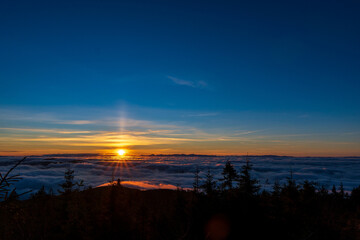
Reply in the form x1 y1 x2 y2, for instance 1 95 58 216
302 180 316 199
58 168 77 194
238 160 259 195
339 182 345 199
202 169 217 196
193 166 201 193
7 189 19 201
331 184 337 196
282 169 299 199
220 160 238 190
318 185 328 198
272 180 281 197
32 185 47 199
351 186 360 202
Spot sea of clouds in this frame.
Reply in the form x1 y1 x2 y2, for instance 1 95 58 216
0 155 359 198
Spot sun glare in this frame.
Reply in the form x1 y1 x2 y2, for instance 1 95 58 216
117 149 126 156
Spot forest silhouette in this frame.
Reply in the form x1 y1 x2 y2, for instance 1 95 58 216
0 158 359 239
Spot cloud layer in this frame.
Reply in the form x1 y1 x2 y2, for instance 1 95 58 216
1 155 359 198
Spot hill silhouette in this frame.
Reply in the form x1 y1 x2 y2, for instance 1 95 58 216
0 159 359 239
0 182 359 239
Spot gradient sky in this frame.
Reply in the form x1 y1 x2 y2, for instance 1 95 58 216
0 0 359 156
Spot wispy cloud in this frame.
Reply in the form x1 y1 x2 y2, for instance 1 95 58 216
186 112 219 117
0 113 268 155
233 130 263 135
1 107 359 156
0 127 93 134
56 120 96 125
167 76 208 88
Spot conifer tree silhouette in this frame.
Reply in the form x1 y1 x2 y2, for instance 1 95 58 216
282 169 299 199
339 182 345 199
331 184 337 196
220 160 238 190
58 168 83 194
272 180 281 197
318 185 328 198
32 185 48 199
192 166 201 193
351 186 360 202
238 159 259 195
301 180 316 199
202 169 217 196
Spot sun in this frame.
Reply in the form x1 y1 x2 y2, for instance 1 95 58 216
117 149 126 156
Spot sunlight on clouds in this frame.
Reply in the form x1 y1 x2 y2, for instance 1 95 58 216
1 124 359 156
97 180 180 190
0 107 359 156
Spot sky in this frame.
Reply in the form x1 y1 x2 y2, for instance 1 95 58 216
0 0 359 156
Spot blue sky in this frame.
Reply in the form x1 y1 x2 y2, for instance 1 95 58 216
0 0 359 156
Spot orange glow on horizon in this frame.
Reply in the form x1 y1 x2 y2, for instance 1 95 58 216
97 180 184 191
1 125 360 157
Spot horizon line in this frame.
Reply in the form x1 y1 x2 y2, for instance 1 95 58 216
1 153 359 158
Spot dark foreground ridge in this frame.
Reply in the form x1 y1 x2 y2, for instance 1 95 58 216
1 183 360 240
1 158 360 240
